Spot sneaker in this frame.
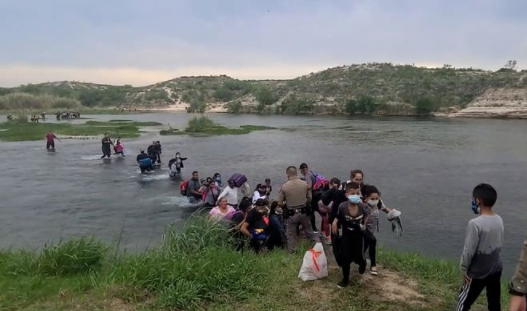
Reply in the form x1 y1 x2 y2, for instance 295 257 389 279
313 230 319 234
359 264 366 275
325 239 332 245
370 267 378 276
337 280 349 288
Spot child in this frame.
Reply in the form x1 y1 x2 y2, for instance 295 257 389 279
457 183 503 311
362 185 400 276
114 139 125 157
332 182 370 288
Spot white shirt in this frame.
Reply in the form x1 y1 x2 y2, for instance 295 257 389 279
218 186 238 206
252 191 268 204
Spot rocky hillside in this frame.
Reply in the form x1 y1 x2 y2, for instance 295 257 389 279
2 63 527 117
450 88 527 118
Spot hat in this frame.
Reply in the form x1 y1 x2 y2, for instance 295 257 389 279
255 198 268 207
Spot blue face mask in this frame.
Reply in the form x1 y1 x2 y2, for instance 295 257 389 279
348 194 362 204
471 200 480 214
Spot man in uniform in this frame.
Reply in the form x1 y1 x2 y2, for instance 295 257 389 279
277 166 318 253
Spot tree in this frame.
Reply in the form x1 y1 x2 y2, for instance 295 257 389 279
345 99 358 115
226 101 242 114
255 86 276 106
213 87 233 101
415 97 436 115
504 60 518 71
187 99 207 113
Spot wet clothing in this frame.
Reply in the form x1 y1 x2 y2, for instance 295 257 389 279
336 202 367 282
136 153 153 173
460 215 504 280
114 142 124 155
147 144 161 164
168 157 187 173
204 187 220 206
101 137 113 158
46 133 57 149
186 179 202 201
268 213 286 250
457 214 503 311
457 270 502 311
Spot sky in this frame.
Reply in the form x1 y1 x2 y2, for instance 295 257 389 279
0 0 526 87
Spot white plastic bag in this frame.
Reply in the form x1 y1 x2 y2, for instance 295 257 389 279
298 242 328 281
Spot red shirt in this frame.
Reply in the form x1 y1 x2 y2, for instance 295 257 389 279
46 133 56 142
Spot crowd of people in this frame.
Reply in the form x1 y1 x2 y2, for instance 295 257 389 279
180 163 402 290
39 131 527 309
183 164 527 311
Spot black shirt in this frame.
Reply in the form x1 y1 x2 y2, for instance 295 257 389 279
322 188 348 223
245 209 268 232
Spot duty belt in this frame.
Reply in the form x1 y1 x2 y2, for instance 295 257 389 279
288 205 307 214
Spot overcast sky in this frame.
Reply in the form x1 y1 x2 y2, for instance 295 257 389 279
0 0 525 87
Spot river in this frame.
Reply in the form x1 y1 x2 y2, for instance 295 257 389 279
1 113 526 275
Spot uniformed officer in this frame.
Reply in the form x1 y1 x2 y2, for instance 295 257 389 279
277 166 319 253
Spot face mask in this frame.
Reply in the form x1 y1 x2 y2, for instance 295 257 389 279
367 200 379 207
471 200 480 214
348 194 362 204
215 176 221 181
275 207 283 215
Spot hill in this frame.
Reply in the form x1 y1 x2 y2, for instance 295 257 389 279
2 63 527 116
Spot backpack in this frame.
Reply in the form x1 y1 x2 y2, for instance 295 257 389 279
311 171 326 184
180 180 189 196
313 179 329 191
228 173 247 188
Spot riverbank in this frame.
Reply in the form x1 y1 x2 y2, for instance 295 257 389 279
0 216 510 311
0 120 162 141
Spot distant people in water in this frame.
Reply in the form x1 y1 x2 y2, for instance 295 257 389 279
45 130 61 150
101 133 113 159
136 150 153 173
114 139 125 157
168 152 187 176
147 141 162 164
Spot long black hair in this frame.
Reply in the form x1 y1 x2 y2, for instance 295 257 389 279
269 201 280 215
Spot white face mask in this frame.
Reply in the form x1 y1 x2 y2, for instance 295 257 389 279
276 207 283 215
367 200 379 207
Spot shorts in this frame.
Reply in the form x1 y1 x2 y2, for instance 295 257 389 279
46 141 55 149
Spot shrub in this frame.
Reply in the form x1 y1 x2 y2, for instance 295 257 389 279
415 97 437 115
255 86 276 106
213 87 234 101
226 101 242 114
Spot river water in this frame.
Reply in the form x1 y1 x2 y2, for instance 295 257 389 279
1 113 526 275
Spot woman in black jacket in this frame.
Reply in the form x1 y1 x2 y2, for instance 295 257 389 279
267 201 286 250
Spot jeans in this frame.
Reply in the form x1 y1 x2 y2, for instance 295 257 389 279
363 230 377 267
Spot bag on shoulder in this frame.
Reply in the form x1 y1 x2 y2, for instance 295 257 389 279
180 180 189 196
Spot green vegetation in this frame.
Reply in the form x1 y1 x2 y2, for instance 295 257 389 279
255 86 277 107
3 63 526 115
182 116 274 135
0 120 162 142
226 100 242 114
0 216 512 311
0 93 81 111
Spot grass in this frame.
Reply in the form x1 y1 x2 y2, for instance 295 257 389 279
160 116 276 136
0 215 514 311
0 119 162 141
